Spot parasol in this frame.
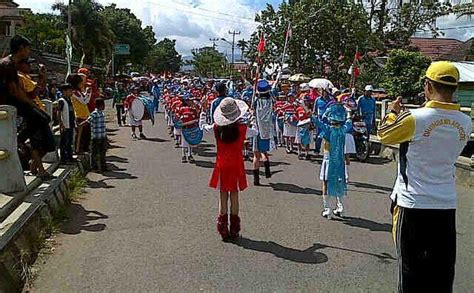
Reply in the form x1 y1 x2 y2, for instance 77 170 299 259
309 78 334 90
288 73 310 82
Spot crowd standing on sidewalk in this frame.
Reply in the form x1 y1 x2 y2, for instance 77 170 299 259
1 34 471 293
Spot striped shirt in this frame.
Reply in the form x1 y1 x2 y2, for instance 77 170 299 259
87 109 106 139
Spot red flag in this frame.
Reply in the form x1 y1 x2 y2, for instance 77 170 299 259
354 66 360 77
257 33 265 54
354 51 362 61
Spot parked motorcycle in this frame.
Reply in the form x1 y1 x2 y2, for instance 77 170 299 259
352 114 370 162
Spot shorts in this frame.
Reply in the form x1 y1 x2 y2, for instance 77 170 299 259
128 114 142 126
252 135 270 152
29 123 56 152
345 133 356 154
319 155 329 181
283 123 297 137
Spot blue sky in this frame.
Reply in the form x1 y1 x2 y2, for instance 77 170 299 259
16 0 472 57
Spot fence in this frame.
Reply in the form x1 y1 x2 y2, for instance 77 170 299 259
0 100 58 194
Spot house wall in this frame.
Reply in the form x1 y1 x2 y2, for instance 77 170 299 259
456 83 474 107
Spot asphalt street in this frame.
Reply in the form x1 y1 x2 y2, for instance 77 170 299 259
32 108 473 292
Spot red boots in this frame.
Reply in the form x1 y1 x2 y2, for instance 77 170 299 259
216 214 241 240
229 215 241 239
216 214 229 240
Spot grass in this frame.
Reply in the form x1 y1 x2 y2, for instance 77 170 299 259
65 169 87 202
19 169 88 290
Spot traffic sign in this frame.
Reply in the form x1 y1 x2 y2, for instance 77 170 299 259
114 44 130 55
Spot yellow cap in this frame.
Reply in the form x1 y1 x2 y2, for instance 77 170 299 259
425 61 459 86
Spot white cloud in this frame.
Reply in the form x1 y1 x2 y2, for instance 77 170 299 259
16 0 262 56
16 0 472 57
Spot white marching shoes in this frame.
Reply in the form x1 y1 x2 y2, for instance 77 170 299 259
322 207 331 219
333 202 344 217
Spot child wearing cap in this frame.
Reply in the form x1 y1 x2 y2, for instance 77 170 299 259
57 83 76 163
200 97 257 241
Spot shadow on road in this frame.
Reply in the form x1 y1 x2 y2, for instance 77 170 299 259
106 155 129 163
269 183 322 195
61 203 108 235
313 242 396 264
232 238 328 264
244 170 283 177
363 156 392 165
193 160 215 169
144 137 169 143
349 181 393 193
333 216 392 233
87 163 138 189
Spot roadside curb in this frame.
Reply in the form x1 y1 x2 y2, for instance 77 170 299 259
0 155 90 292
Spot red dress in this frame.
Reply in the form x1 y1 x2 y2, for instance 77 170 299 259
209 124 248 192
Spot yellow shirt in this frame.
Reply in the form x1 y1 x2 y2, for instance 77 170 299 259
71 90 90 119
18 72 45 110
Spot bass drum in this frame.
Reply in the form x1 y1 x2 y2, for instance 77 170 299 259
130 98 145 122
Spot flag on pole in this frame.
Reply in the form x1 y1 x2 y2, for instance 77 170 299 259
65 34 72 81
257 32 265 54
286 23 292 39
79 51 86 68
354 51 362 61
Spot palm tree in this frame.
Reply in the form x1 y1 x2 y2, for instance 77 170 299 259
236 39 248 61
53 0 114 65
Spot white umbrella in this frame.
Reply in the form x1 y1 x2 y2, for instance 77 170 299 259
309 78 334 89
288 73 310 82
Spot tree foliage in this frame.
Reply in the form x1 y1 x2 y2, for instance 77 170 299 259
18 10 65 55
191 47 227 77
382 49 431 98
146 38 182 74
247 0 456 90
52 0 113 65
101 4 156 68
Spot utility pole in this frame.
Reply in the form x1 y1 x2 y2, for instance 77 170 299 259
228 30 241 70
209 38 219 50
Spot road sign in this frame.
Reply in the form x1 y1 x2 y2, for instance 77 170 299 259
114 44 130 55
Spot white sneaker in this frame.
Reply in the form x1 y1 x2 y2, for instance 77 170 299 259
333 203 344 217
322 208 331 219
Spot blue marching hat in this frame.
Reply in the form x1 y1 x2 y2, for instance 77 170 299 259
256 79 271 94
325 103 347 123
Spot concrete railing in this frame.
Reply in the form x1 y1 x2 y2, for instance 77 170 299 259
0 105 26 193
0 100 60 193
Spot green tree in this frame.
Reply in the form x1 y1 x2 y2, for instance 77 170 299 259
53 0 114 65
382 49 431 99
101 4 156 69
236 39 248 61
191 47 227 77
146 38 182 73
18 10 65 55
247 0 371 85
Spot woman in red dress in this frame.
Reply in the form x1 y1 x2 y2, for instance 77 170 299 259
200 97 257 241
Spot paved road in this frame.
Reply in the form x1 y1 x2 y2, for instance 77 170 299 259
33 108 473 292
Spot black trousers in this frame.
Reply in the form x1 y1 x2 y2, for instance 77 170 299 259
115 104 124 125
393 206 456 293
91 138 107 171
60 128 74 161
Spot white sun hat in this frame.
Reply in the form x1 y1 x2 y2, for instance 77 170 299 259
213 97 249 126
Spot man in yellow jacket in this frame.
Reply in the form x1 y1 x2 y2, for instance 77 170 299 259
378 61 472 293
